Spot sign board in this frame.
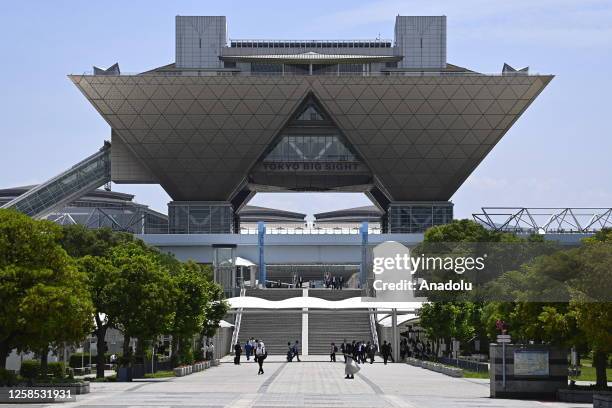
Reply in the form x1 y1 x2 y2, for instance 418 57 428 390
496 334 511 343
258 161 367 174
513 350 549 376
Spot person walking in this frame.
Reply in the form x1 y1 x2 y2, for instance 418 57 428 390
293 340 301 362
286 342 294 362
255 339 267 375
234 341 242 365
298 276 303 288
366 341 375 364
381 340 392 365
245 339 252 361
340 339 347 362
208 341 215 361
343 342 359 379
339 275 344 290
330 342 337 362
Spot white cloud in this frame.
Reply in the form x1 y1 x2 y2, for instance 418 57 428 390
314 0 612 48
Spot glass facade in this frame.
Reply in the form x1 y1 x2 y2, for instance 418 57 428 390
168 202 234 234
387 202 453 233
265 135 356 162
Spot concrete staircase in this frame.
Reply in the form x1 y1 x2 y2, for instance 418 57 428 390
238 309 302 355
308 310 373 355
238 288 373 356
308 289 373 355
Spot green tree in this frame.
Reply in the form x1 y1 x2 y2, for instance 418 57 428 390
76 255 121 378
110 242 176 366
169 261 211 366
0 210 93 373
61 225 138 378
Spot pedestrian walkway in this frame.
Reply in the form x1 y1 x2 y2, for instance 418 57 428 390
21 358 590 408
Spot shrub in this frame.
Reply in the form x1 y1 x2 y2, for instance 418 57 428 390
19 360 66 381
47 362 66 379
181 350 194 366
0 368 18 386
20 360 40 380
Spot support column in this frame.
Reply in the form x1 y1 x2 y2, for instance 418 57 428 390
387 201 453 233
302 288 308 356
392 308 399 362
258 221 266 288
168 201 234 234
360 221 369 291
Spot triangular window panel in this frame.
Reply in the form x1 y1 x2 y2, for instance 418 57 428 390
296 103 325 121
263 96 360 163
265 134 356 162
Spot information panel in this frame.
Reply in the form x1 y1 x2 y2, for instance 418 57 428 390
513 350 549 376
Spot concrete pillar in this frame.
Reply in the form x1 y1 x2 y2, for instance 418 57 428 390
258 221 266 287
302 289 308 356
391 309 399 362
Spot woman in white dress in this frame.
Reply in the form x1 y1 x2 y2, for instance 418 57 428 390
344 343 359 379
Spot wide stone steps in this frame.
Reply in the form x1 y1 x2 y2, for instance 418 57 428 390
308 311 372 355
238 309 302 355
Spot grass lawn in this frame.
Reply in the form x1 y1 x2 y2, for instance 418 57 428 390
571 359 612 382
462 369 489 379
144 370 175 378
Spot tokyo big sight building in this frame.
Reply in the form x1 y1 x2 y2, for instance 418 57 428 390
65 15 552 235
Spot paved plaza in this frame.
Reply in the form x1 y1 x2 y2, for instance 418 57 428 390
11 356 590 408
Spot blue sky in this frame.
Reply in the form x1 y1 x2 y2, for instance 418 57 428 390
1 0 611 219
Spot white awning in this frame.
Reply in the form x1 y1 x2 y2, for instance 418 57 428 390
227 296 422 311
235 256 255 267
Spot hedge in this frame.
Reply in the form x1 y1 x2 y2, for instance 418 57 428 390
19 360 66 380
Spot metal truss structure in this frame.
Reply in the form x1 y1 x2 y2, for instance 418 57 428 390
473 207 612 234
45 202 168 235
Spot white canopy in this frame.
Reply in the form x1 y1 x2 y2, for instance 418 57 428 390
227 296 422 311
235 256 255 267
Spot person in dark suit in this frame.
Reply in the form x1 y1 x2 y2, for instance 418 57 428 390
234 341 242 365
381 341 392 365
293 340 301 362
287 342 294 362
340 339 347 362
367 341 376 364
298 276 304 288
330 342 337 362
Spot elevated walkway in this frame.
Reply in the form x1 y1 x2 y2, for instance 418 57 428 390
1 143 111 218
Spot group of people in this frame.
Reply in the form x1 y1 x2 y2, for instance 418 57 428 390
330 339 395 379
400 337 433 360
323 272 344 290
202 341 215 361
333 340 377 365
291 274 346 289
234 337 267 374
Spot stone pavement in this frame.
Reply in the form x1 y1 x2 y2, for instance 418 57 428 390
14 356 590 408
